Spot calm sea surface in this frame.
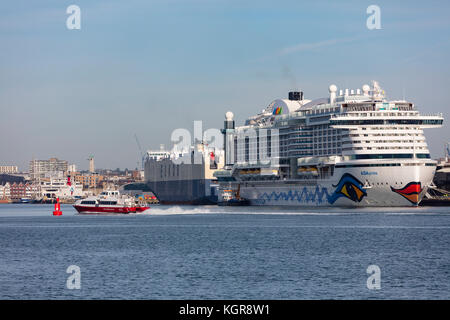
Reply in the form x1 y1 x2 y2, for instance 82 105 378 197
0 204 449 299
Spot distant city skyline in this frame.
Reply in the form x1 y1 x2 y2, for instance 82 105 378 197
1 0 449 171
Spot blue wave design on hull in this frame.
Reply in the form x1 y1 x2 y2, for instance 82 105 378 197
256 173 367 205
258 186 331 205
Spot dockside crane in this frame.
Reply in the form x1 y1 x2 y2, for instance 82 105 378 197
134 134 145 170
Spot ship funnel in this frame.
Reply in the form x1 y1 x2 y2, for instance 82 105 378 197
288 91 303 101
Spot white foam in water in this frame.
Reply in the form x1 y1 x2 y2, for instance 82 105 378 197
135 205 431 216
138 205 232 215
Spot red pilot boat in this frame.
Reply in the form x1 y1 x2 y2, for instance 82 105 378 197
73 190 149 214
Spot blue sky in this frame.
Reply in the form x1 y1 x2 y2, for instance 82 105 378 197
1 0 449 170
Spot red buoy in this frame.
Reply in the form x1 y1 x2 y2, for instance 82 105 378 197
53 197 63 216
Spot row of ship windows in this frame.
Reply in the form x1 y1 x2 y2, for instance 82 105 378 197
349 133 423 137
348 153 430 159
370 133 423 137
336 163 435 168
343 146 427 151
279 144 342 151
278 143 344 149
315 137 338 142
314 150 341 156
358 127 421 131
280 136 340 144
268 153 431 161
342 140 426 144
313 129 340 135
331 120 442 125
352 134 421 138
282 149 342 156
315 143 341 148
281 130 341 137
288 124 338 131
241 145 427 154
311 107 340 114
347 112 416 117
314 124 341 129
80 201 118 205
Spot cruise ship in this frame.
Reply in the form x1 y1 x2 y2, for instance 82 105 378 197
214 81 443 206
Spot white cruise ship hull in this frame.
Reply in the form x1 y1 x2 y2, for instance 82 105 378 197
229 165 436 207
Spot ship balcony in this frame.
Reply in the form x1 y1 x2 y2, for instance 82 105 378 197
329 113 443 128
342 141 429 148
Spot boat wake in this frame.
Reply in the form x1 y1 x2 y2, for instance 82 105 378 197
133 205 447 216
138 205 226 215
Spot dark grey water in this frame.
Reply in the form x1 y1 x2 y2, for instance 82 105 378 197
0 204 449 299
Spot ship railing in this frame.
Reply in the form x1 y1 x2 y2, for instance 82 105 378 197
330 112 443 118
242 175 332 183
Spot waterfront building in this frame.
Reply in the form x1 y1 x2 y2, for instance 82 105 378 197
29 158 68 180
9 182 33 200
132 170 144 181
74 173 103 189
68 164 77 173
0 166 19 174
88 156 95 173
0 183 11 200
0 174 25 185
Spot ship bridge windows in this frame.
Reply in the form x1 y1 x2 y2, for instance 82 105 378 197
81 200 96 205
348 153 418 160
336 163 401 168
99 201 118 205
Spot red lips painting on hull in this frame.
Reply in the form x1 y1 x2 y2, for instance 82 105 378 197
390 182 422 205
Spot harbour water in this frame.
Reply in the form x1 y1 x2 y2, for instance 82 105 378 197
0 204 449 299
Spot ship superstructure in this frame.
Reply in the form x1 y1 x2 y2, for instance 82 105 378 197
215 81 443 206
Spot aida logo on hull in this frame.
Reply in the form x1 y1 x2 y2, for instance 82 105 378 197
361 171 377 175
273 106 283 115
